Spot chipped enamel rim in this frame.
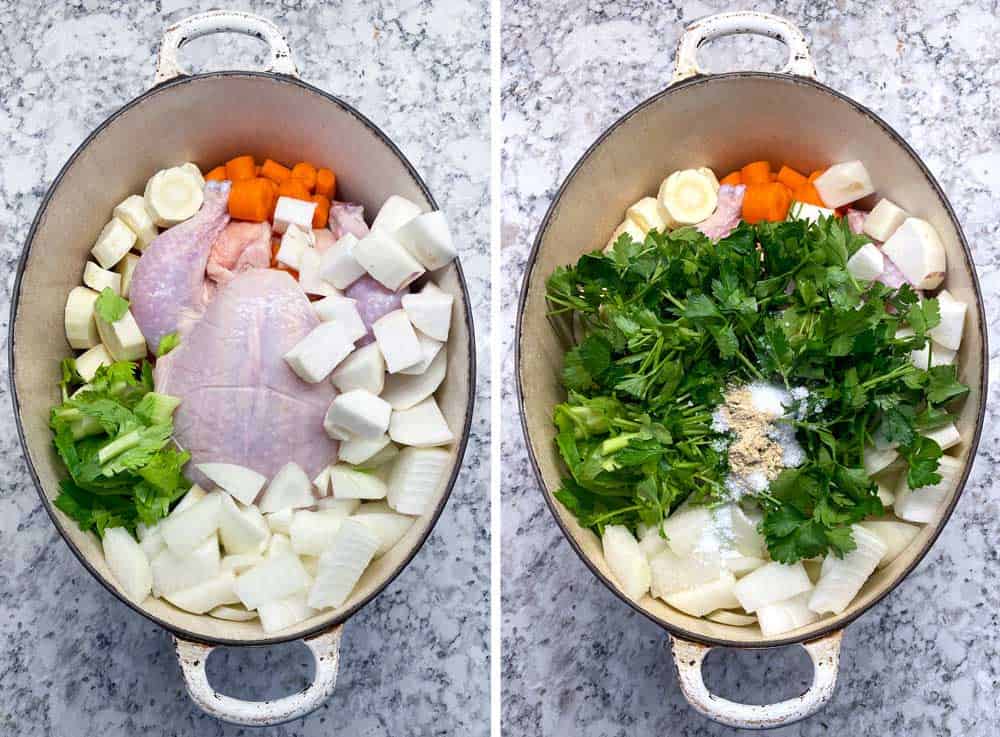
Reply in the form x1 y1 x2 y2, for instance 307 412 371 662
8 69 477 649
515 72 988 649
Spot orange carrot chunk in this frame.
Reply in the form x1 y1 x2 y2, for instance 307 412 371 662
225 155 257 182
228 178 274 222
792 182 825 207
740 161 772 185
315 168 337 199
291 162 318 193
205 166 227 181
311 195 331 228
278 177 312 202
808 169 825 182
777 165 808 190
742 182 791 224
260 159 292 183
720 171 742 186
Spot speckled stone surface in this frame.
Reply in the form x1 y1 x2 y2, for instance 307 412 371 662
0 1 489 735
502 1 999 735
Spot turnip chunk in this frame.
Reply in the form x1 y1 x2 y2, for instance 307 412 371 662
137 523 166 559
808 525 886 615
313 296 367 342
401 287 453 342
649 547 723 598
64 286 101 349
813 160 875 208
637 524 669 560
273 197 317 235
266 533 294 558
234 553 312 610
173 484 206 513
894 455 963 523
864 198 909 241
221 553 264 574
388 396 454 447
298 248 340 298
928 289 967 351
663 571 739 617
860 519 921 568
626 196 669 234
896 327 957 370
329 464 388 500
398 331 444 376
95 309 146 362
340 434 392 465
290 509 350 556
308 519 380 609
210 604 258 622
372 195 423 233
394 210 458 270
789 201 835 223
323 390 392 440
316 497 361 515
330 343 385 395
387 447 450 515
373 309 423 374
733 561 812 613
284 321 356 383
876 483 895 507
160 491 222 555
660 506 712 558
103 527 152 601
266 508 294 535
276 224 315 269
218 494 270 555
381 348 447 410
151 534 221 596
863 445 899 476
353 230 425 292
197 463 266 506
165 570 240 614
846 243 884 281
258 462 315 514
353 502 416 557
83 261 122 295
361 442 399 468
319 233 366 289
313 466 332 497
117 253 141 298
881 217 946 289
756 592 821 637
602 525 651 601
258 592 318 634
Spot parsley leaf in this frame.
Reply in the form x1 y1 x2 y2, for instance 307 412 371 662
157 332 181 356
94 288 130 323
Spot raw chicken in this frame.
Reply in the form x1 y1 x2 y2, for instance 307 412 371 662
697 184 745 241
207 221 272 285
313 228 335 253
846 209 867 235
345 275 403 346
329 201 369 240
130 181 231 353
155 269 338 487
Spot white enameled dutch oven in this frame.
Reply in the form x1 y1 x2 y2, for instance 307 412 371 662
9 11 475 727
516 12 987 729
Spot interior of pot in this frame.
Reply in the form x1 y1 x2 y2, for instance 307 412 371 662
518 74 986 646
11 73 474 644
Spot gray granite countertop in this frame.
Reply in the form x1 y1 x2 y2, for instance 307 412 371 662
0 1 489 735
501 1 999 735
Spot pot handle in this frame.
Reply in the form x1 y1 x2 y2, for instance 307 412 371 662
172 626 343 726
154 10 299 84
670 629 843 729
672 11 816 83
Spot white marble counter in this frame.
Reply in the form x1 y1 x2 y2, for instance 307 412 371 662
501 1 1000 734
0 1 490 735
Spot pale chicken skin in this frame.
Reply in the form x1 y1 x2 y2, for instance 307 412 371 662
155 269 338 488
207 221 272 285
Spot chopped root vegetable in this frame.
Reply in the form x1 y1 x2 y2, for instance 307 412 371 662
291 162 318 192
776 165 808 190
205 166 227 181
719 171 742 186
228 178 276 222
225 155 257 182
311 194 331 228
315 168 336 198
278 177 312 202
739 160 771 185
260 158 291 183
792 182 825 206
741 182 791 223
602 525 650 601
